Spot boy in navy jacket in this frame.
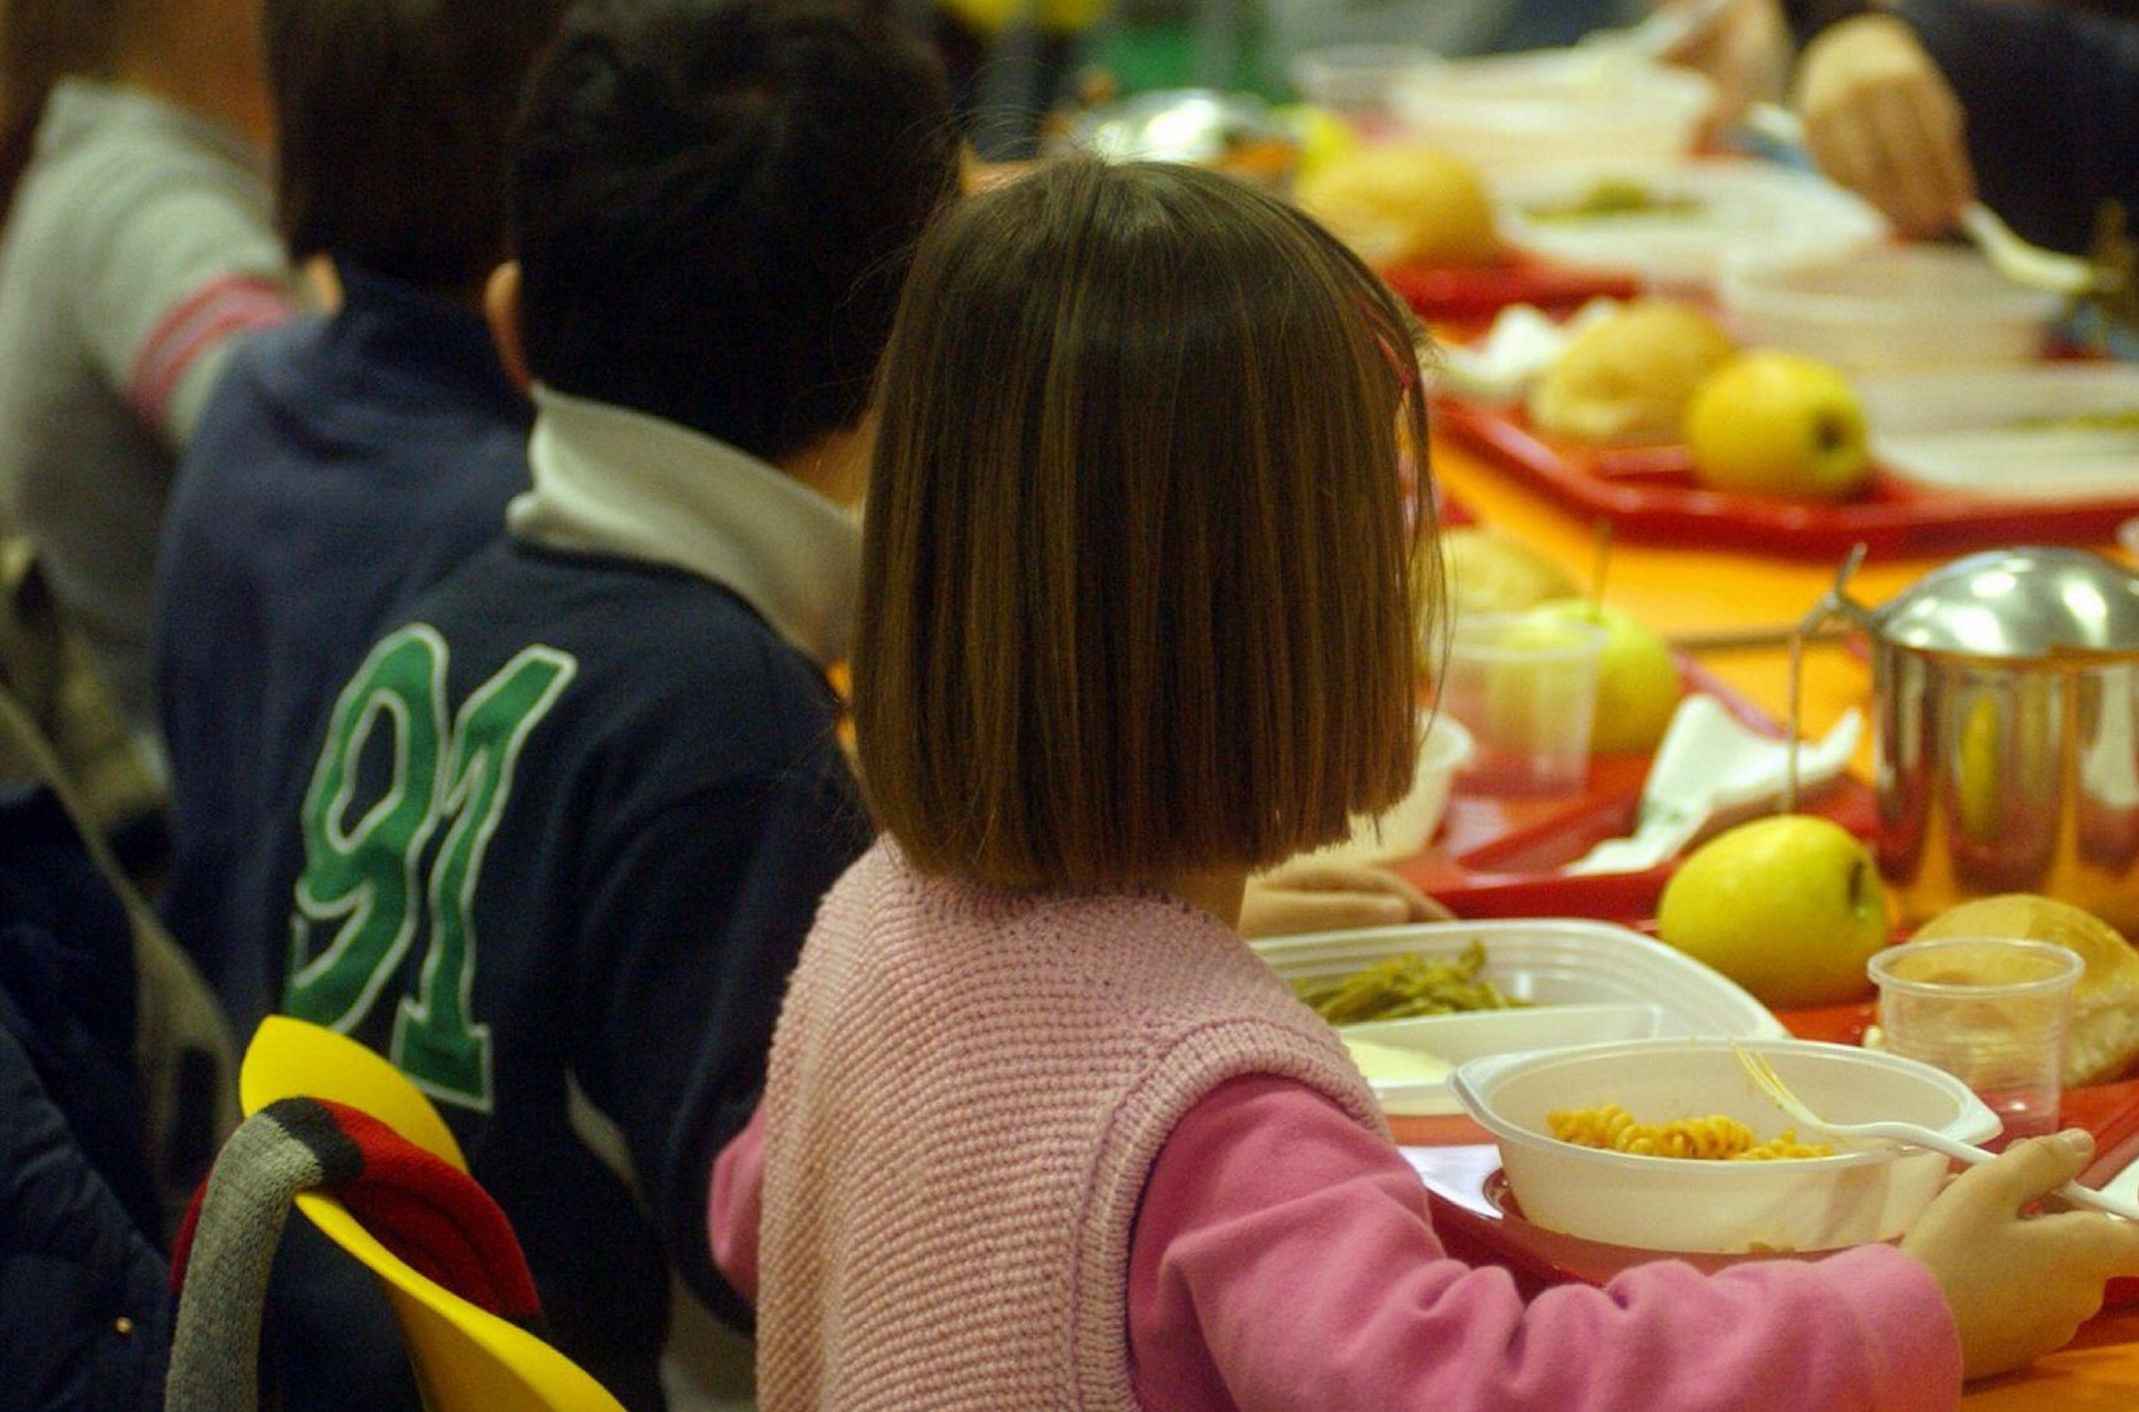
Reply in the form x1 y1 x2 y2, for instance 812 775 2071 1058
154 0 565 1025
260 3 959 1405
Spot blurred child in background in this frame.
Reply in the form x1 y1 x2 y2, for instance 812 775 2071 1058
0 0 295 735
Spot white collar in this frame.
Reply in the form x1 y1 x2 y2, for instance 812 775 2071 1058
507 386 861 668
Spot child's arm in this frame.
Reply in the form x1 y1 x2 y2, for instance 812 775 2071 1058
1130 1075 1961 1412
75 167 294 448
707 1104 766 1307
574 757 867 1331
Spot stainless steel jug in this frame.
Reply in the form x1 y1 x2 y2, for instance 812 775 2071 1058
1799 546 2139 935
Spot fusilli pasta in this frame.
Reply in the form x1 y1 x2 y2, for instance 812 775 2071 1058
1547 1104 1832 1161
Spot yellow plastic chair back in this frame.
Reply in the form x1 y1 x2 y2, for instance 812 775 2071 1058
239 1016 625 1412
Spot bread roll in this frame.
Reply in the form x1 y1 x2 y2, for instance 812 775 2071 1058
1294 145 1501 269
1912 894 2139 1086
1528 299 1735 446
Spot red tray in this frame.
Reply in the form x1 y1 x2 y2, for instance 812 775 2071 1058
1384 256 1641 326
1434 398 2139 561
1393 658 1876 926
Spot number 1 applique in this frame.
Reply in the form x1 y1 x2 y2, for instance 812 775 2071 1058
285 624 577 1110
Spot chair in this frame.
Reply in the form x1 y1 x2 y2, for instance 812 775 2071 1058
238 1015 626 1412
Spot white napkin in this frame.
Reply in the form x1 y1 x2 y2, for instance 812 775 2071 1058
1430 297 1622 404
1562 695 1863 876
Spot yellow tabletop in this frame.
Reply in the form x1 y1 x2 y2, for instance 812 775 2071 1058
1427 433 2139 1408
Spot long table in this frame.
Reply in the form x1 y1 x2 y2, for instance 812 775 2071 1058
1425 434 2139 1408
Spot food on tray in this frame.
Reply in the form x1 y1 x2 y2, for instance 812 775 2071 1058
1523 178 1703 225
1516 600 1681 754
1295 941 1524 1025
1547 1103 1832 1160
1340 1034 1455 1086
1656 815 1888 1009
1437 527 1580 616
1527 299 1734 446
2015 408 2139 433
1684 351 1871 503
1912 895 2139 1086
1294 144 1501 269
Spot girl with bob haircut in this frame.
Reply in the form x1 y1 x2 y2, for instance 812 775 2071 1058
709 158 2139 1410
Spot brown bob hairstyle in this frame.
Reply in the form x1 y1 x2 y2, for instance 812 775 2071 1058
855 157 1439 890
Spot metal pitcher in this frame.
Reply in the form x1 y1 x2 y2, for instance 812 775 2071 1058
1796 546 2139 935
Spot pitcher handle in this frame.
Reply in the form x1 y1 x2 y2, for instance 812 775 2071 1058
1786 543 1872 812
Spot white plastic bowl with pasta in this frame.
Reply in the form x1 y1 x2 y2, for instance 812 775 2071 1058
1453 1037 1999 1254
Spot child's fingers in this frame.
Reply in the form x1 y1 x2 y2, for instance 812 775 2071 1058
1256 861 1445 919
2025 1210 2139 1282
1943 1131 2093 1218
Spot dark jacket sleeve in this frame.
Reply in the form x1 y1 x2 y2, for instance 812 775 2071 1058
1892 0 2139 253
575 743 869 1333
1783 0 1872 46
0 1022 172 1412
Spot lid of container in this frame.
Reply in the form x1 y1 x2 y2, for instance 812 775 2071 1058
1877 547 2139 657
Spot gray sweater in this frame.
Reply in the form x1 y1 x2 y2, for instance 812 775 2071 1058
0 80 292 729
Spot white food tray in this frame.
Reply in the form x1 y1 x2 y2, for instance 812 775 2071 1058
1255 919 1787 1116
1495 160 1886 293
1859 364 2139 502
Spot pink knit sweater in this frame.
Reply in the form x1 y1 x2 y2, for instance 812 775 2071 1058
753 841 1387 1411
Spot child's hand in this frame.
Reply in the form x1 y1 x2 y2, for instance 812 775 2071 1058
1791 14 1975 236
1900 1129 2139 1380
1238 861 1449 939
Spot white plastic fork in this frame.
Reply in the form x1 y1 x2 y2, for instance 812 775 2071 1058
1731 1043 2139 1220
1744 105 2111 298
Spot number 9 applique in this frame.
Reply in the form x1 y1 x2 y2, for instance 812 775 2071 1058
285 624 577 1110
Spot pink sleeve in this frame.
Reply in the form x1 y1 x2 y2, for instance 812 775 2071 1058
707 1103 767 1305
1128 1075 1962 1412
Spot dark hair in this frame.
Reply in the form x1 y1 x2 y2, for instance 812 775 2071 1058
0 0 124 227
856 159 1437 889
508 0 959 462
265 0 567 295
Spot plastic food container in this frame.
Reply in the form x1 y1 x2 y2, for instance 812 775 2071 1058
1498 161 1887 293
1255 920 1786 1117
1319 715 1473 866
1721 246 2060 374
1289 45 1442 126
1390 50 1714 174
1857 363 2139 501
1453 1037 2000 1253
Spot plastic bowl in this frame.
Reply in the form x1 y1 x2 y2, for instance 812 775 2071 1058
1289 45 1443 124
1319 715 1473 866
1453 1037 2000 1253
1721 245 2060 374
1391 50 1714 173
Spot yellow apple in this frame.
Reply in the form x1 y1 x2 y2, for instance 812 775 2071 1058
1525 599 1682 754
1684 351 1871 502
1656 815 1890 1009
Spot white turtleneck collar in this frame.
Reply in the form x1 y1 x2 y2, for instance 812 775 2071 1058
507 385 861 668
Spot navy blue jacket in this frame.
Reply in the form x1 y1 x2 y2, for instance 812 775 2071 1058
262 541 869 1408
154 267 530 1027
0 785 171 1412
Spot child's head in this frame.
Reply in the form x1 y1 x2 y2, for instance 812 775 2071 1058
265 0 567 300
856 158 1435 891
0 0 125 218
504 0 960 464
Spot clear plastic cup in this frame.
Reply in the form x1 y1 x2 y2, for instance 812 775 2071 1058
1868 937 2083 1141
1434 611 1605 797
